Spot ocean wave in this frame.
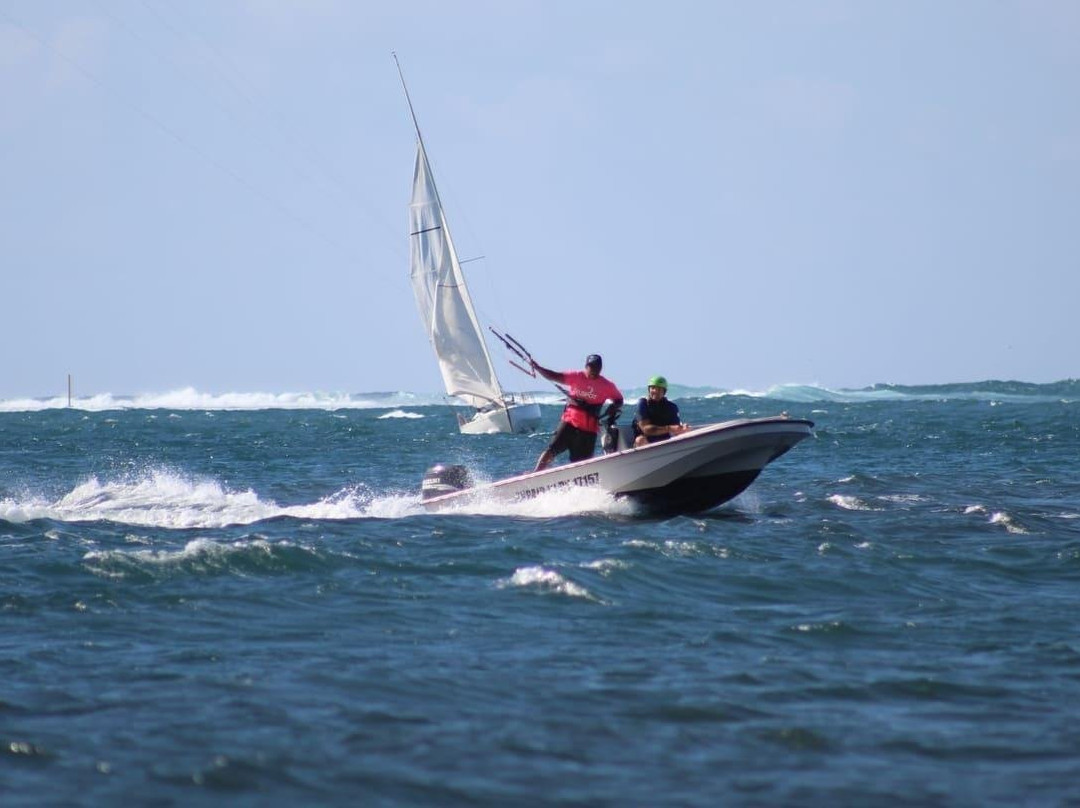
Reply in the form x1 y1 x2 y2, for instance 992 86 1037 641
964 505 1030 534
0 388 455 413
81 537 331 580
580 558 630 573
989 511 1029 535
377 409 425 419
3 379 1077 412
827 494 882 512
702 380 1080 404
496 565 601 602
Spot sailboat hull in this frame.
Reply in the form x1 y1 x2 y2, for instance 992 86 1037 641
459 402 543 435
421 416 814 515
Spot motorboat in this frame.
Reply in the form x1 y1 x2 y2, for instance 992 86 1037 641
420 415 814 516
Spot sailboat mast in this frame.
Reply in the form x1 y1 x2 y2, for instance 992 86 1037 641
393 52 426 153
394 53 452 250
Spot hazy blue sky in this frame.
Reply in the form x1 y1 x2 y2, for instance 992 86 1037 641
2 0 1077 399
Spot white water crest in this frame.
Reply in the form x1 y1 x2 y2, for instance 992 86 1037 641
2 381 1075 412
700 382 1079 404
989 510 1029 535
83 536 295 567
0 388 455 413
377 409 425 419
0 470 387 529
496 565 601 602
827 494 881 512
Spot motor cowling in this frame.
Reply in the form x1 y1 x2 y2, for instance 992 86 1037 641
421 464 472 500
601 424 619 454
600 405 627 454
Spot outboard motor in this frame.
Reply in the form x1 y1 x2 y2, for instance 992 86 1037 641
421 464 472 500
600 405 628 454
601 424 620 454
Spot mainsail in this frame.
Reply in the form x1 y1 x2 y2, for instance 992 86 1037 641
408 140 504 411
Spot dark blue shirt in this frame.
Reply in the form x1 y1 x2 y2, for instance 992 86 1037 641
633 396 681 443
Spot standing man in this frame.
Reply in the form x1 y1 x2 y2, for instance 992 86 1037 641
633 375 690 447
531 354 623 471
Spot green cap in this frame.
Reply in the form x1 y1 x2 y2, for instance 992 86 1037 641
648 375 668 389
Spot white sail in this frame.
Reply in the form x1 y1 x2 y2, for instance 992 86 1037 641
408 141 504 411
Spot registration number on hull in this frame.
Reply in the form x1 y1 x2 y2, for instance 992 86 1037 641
520 471 600 500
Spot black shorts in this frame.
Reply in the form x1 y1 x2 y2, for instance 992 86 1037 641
547 422 598 462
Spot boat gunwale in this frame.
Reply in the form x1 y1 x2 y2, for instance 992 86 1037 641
420 415 814 507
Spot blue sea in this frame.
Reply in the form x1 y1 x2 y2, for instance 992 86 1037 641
3 381 1080 806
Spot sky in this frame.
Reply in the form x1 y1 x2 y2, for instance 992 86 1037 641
1 0 1078 400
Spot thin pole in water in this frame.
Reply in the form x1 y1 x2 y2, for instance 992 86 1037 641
68 374 72 407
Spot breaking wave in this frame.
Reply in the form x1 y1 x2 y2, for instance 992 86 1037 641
701 379 1080 404
0 388 453 413
496 565 601 602
2 379 1076 413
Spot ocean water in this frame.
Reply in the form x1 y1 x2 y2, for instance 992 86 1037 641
3 382 1080 806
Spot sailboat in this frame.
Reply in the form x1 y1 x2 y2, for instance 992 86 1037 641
398 63 542 435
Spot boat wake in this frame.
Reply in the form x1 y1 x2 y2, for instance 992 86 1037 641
0 467 636 529
0 470 377 529
421 484 638 519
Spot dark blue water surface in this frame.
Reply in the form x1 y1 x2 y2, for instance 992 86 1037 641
3 387 1080 806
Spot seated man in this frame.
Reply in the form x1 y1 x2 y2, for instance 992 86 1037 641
633 375 690 447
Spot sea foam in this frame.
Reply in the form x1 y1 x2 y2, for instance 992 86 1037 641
0 470 385 529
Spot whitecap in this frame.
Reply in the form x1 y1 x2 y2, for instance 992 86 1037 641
794 621 844 633
377 410 425 419
989 511 1028 535
663 539 704 556
81 536 319 579
84 536 232 565
827 494 878 511
878 494 927 504
581 558 629 573
0 388 459 413
497 565 598 601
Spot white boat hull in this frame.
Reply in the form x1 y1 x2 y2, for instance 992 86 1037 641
458 401 542 435
423 416 814 515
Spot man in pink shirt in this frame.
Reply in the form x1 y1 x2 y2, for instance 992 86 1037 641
531 354 624 471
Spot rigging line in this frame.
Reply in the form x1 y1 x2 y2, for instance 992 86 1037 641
1 6 400 290
139 0 405 258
